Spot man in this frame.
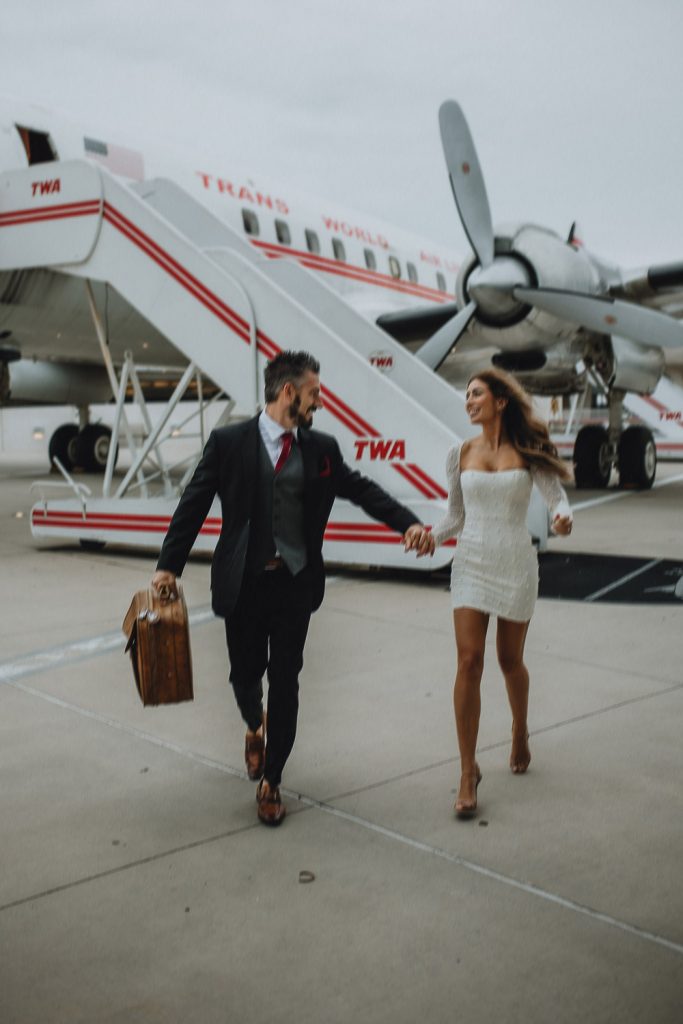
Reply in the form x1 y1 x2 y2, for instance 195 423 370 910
152 350 429 826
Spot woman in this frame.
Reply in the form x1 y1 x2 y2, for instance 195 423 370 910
429 369 573 818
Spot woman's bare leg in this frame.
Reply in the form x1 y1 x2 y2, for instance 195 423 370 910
496 617 531 773
453 608 489 811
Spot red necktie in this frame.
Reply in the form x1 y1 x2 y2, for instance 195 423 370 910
274 431 294 474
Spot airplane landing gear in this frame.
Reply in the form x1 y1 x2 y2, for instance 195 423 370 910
572 389 656 490
48 423 79 471
618 425 656 489
573 425 612 488
48 422 118 473
73 424 116 473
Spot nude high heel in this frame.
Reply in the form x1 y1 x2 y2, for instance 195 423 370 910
510 731 531 774
455 765 482 819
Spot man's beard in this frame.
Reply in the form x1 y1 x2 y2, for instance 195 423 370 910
288 394 313 427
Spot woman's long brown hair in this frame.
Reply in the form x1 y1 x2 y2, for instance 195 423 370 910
468 368 572 481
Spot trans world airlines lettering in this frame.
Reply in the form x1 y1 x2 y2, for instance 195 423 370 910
195 172 289 213
354 439 406 461
322 217 388 249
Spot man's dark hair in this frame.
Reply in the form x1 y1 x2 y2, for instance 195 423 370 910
264 350 320 403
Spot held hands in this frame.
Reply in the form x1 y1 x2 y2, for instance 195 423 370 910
404 524 435 557
552 514 573 536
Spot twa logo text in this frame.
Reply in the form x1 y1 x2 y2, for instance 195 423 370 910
31 178 61 197
354 439 406 461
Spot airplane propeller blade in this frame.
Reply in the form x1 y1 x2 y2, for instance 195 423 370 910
415 300 477 371
514 288 683 349
439 100 495 269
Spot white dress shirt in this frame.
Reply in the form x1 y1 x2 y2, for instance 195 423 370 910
258 410 299 468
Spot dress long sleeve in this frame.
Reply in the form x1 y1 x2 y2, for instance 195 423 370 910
431 444 465 546
530 464 572 530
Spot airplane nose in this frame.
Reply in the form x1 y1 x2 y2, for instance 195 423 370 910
467 258 530 317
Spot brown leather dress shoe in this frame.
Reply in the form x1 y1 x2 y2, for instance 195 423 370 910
256 779 286 827
245 715 265 781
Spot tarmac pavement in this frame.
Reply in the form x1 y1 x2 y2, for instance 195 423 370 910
0 456 681 1024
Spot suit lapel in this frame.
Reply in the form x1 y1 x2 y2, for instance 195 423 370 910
298 428 319 489
240 415 262 511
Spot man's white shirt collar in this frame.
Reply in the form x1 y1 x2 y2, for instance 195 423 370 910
260 409 298 442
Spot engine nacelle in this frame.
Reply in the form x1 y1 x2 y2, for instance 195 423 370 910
608 336 664 395
0 359 112 405
491 340 587 395
456 223 605 352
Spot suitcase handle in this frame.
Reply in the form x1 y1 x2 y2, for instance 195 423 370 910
154 583 177 602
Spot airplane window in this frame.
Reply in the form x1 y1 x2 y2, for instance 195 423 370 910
436 272 447 292
305 229 320 254
407 262 418 283
242 209 260 236
364 249 377 271
275 219 291 245
388 256 401 279
332 238 346 262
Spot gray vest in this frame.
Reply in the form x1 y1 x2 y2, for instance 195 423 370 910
247 437 308 575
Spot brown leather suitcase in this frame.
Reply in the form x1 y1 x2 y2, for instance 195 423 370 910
123 584 193 706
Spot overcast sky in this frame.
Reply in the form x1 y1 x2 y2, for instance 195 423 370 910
3 0 683 269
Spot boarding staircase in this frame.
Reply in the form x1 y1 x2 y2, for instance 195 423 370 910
0 160 549 567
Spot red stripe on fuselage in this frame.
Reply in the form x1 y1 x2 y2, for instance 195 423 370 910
252 239 452 304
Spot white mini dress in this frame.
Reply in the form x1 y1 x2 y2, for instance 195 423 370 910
431 444 572 622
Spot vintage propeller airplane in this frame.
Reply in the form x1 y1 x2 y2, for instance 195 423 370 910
383 101 683 489
1 97 682 491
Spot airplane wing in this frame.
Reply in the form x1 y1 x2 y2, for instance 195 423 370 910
609 261 683 375
375 301 460 343
610 261 683 320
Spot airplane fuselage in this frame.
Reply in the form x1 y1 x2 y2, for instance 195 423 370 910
0 98 463 389
0 97 672 410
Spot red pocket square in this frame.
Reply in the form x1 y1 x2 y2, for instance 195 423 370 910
319 456 331 478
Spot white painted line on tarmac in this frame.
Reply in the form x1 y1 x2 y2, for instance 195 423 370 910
572 470 683 512
3 672 682 958
297 797 683 958
0 587 342 686
572 491 635 512
585 559 661 602
0 607 216 684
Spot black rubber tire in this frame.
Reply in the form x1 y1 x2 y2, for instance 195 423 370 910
73 424 117 473
573 425 612 488
48 423 79 471
618 425 657 489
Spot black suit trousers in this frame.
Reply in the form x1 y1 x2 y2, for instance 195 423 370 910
224 566 313 787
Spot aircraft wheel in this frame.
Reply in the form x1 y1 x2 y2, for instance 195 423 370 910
48 423 79 471
573 425 612 488
73 424 117 473
618 425 656 489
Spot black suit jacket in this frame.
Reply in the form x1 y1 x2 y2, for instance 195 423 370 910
156 415 419 618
